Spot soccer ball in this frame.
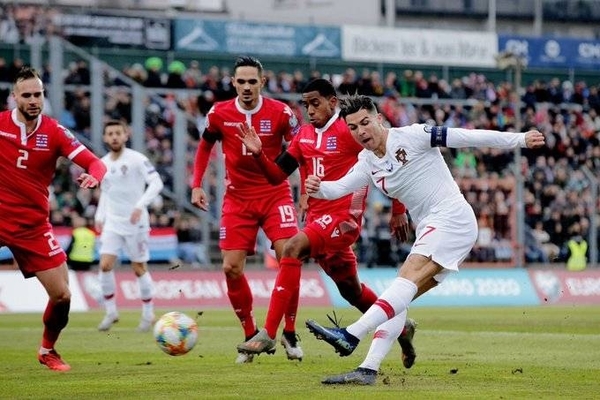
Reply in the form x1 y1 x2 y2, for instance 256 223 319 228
153 311 198 356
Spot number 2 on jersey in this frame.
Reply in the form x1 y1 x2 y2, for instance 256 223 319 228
16 149 29 169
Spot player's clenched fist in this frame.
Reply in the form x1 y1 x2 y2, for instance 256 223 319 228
304 175 321 195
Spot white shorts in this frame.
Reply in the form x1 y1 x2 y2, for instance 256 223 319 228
410 202 477 282
99 229 150 263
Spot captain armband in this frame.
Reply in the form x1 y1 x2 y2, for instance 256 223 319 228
427 125 448 147
275 151 299 176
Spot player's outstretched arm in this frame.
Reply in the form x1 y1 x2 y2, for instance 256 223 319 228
438 125 545 150
306 161 371 200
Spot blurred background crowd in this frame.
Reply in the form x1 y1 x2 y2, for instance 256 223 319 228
1 0 599 269
2 54 597 267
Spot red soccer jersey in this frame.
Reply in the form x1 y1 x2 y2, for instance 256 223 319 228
204 96 300 198
0 109 87 226
287 116 367 219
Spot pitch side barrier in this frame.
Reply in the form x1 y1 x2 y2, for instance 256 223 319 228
1 268 599 313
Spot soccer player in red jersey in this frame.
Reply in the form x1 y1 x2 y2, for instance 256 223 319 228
191 56 302 363
0 67 106 371
236 78 417 367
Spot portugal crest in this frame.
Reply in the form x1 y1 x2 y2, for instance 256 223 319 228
395 148 408 165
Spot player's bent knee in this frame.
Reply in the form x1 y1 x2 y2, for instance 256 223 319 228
222 263 244 279
51 290 71 304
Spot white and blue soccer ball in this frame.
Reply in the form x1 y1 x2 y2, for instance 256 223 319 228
153 311 198 356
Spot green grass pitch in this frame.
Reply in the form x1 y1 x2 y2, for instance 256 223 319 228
1 306 598 399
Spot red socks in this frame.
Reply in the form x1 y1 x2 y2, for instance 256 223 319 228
226 275 256 338
283 284 299 333
265 257 302 338
353 283 379 313
41 300 70 349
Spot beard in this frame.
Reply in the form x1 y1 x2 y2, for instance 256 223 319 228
109 143 125 153
19 107 41 121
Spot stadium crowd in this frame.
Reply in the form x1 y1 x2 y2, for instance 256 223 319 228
0 55 598 266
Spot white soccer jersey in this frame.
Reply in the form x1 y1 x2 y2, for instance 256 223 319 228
95 148 164 235
314 124 526 227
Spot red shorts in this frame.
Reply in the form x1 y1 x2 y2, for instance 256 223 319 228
0 221 66 278
304 212 361 282
220 188 299 254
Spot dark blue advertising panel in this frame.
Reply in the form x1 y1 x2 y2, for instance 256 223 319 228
55 13 171 50
500 35 600 70
174 18 340 58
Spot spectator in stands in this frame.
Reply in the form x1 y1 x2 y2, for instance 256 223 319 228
66 215 96 272
173 214 207 268
183 60 202 89
166 60 187 89
72 89 91 134
565 223 588 271
64 60 90 85
337 68 358 95
144 57 164 88
399 69 416 97
0 57 9 82
7 58 24 82
292 69 307 92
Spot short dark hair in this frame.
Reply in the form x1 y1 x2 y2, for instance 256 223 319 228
302 78 336 98
103 119 127 134
13 66 41 84
233 56 263 75
338 94 378 119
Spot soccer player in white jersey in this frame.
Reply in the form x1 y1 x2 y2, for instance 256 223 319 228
305 94 545 384
95 120 164 332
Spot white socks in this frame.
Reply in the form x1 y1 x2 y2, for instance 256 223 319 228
347 277 417 340
138 272 155 319
100 270 155 320
359 310 407 371
99 270 117 316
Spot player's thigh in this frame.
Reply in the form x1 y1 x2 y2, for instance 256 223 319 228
99 230 126 257
318 246 359 283
123 230 150 263
304 213 361 259
8 223 67 279
409 206 477 283
260 192 299 244
220 195 260 253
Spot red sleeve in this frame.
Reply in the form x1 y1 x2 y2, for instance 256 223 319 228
391 199 406 214
192 139 215 188
254 151 289 185
72 148 107 182
299 164 307 195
